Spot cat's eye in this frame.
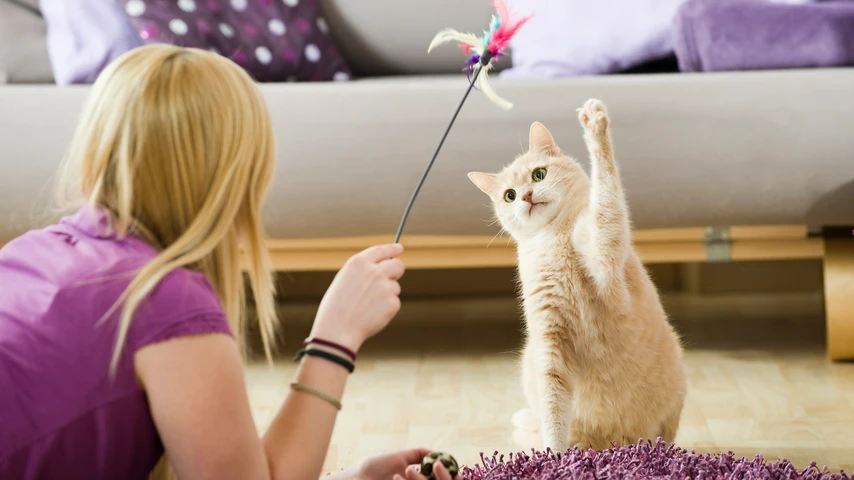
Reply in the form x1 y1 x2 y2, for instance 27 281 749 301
532 167 547 182
503 189 516 203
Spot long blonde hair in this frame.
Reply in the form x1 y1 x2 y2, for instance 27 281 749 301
56 44 278 372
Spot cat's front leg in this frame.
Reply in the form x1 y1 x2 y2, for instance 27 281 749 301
574 99 631 295
512 339 541 432
534 349 573 452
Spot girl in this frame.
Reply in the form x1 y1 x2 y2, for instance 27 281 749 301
0 44 457 480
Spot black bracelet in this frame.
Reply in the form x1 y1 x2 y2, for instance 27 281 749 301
294 348 355 373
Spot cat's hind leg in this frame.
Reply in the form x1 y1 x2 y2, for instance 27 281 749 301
569 420 647 451
568 421 617 451
658 408 683 443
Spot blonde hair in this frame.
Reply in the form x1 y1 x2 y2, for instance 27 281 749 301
56 44 278 372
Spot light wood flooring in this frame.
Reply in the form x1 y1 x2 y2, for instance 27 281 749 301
245 292 854 474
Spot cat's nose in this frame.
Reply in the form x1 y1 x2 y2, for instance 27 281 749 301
522 190 534 204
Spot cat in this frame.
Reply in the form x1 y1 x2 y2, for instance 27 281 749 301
468 99 686 452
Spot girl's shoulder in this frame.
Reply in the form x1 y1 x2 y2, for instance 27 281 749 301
0 208 233 352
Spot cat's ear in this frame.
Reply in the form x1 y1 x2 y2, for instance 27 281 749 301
529 122 560 156
468 172 499 196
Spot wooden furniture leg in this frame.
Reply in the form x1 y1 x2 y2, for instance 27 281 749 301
824 238 854 361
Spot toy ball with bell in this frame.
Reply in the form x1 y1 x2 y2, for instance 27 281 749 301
420 452 460 480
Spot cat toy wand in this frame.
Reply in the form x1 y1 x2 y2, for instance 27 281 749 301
392 0 532 243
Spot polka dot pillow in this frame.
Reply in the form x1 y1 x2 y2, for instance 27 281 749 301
122 0 352 82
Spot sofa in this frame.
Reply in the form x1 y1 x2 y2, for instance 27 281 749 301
1 0 853 358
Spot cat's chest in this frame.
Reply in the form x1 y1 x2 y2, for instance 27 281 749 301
516 240 589 301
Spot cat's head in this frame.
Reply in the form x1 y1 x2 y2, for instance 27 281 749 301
468 122 589 239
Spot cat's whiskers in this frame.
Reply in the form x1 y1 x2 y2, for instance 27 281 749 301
503 232 513 249
486 227 508 248
535 182 562 203
535 170 574 203
546 171 573 186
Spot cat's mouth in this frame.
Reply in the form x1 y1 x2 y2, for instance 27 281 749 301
528 202 548 215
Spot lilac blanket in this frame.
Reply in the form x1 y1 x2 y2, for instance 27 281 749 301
501 0 688 79
674 0 854 72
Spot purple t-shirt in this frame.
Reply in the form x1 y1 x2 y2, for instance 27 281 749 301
0 207 233 479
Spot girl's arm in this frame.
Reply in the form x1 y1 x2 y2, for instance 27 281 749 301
137 244 406 480
262 349 349 479
138 333 274 480
137 334 348 480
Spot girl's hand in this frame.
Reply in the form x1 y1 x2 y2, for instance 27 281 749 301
342 448 459 480
310 244 405 354
400 460 458 480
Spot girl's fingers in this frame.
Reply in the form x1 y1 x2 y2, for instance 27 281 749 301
405 466 428 480
380 257 406 280
361 244 404 263
434 462 454 480
396 447 432 466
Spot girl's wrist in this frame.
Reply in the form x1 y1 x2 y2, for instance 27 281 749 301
308 326 363 356
297 353 350 384
295 347 355 374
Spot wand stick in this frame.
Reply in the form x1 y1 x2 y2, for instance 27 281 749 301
393 64 485 243
391 0 530 243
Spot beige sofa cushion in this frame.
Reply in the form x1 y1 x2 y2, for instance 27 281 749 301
0 0 53 84
1 70 853 241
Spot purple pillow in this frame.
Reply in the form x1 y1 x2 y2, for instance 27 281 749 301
122 0 352 82
40 0 142 85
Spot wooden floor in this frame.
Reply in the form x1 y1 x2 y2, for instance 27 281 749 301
245 296 854 474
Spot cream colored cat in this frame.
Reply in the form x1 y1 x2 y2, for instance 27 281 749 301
468 99 686 452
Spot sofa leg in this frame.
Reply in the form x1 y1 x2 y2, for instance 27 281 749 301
824 238 854 361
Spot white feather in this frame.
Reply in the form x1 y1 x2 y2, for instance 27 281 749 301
476 64 513 110
428 29 483 53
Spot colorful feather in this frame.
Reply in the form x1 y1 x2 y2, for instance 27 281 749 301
493 0 511 25
427 0 531 109
486 0 531 55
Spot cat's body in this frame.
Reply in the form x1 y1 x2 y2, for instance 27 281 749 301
469 99 686 452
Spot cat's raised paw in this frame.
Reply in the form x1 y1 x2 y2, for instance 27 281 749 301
511 408 540 431
577 98 609 134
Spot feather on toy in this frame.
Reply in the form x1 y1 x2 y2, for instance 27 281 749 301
428 0 530 109
393 0 531 242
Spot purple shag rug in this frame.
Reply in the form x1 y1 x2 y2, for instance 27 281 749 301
461 440 851 480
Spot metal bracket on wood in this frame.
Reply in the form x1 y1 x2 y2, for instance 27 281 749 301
705 226 731 262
